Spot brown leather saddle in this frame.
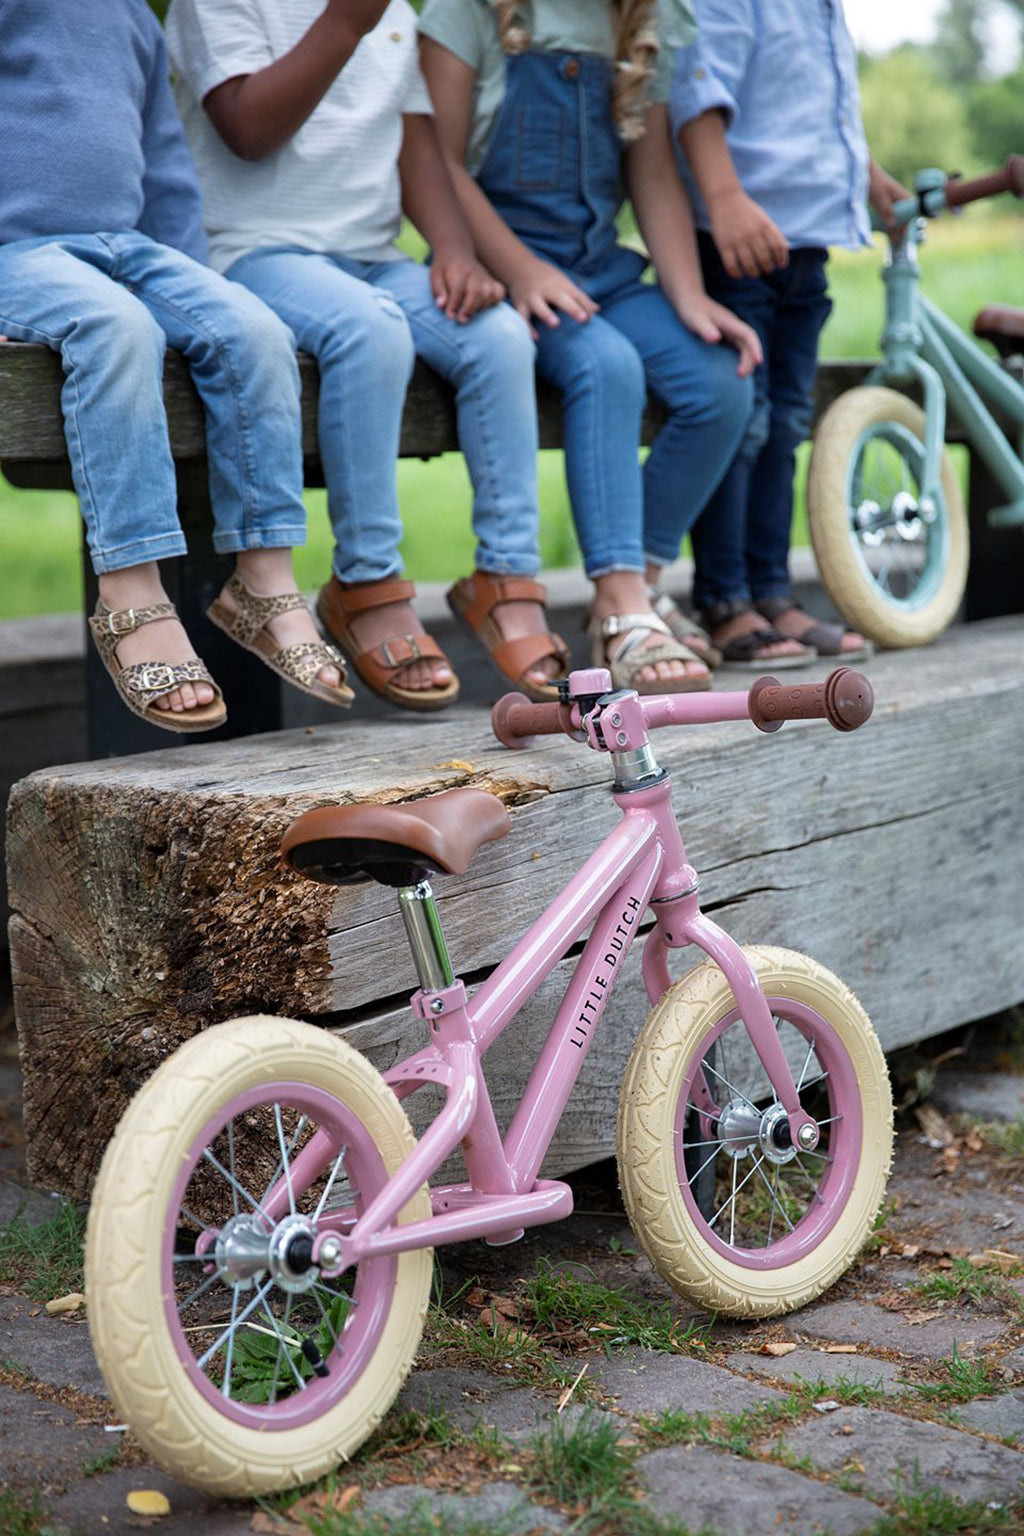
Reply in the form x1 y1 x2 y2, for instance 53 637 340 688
281 786 510 887
974 305 1024 359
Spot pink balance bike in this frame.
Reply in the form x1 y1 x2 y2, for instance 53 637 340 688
85 667 893 1497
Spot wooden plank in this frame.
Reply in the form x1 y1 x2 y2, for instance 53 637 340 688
8 617 1023 1199
0 340 871 468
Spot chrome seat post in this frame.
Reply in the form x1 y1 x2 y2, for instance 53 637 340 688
397 880 455 993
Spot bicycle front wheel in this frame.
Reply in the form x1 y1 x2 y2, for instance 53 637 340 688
808 386 967 647
617 946 892 1318
86 1016 432 1497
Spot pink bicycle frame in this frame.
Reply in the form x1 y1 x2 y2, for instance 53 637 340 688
270 688 824 1273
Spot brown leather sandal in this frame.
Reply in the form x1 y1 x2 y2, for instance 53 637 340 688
88 599 226 734
317 575 460 712
207 572 354 708
447 571 570 703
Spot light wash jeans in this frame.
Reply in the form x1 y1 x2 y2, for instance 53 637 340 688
227 249 542 584
0 231 306 574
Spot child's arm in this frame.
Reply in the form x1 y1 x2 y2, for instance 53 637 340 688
678 109 788 278
868 158 912 234
200 0 390 161
418 35 598 335
138 24 209 263
398 113 505 323
626 106 761 376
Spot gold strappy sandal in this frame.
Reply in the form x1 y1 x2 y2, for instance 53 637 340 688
207 572 354 708
88 599 227 734
586 610 711 694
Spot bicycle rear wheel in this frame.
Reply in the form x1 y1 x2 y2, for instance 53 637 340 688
86 1016 432 1497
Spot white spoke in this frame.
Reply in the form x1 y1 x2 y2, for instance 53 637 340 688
268 1294 292 1408
274 1104 296 1218
226 1119 239 1217
202 1149 268 1224
710 1154 764 1238
177 1270 220 1314
198 1279 275 1371
312 1145 348 1222
221 1285 241 1400
795 1038 817 1093
259 1299 307 1392
794 1154 828 1201
178 1203 208 1232
173 1252 207 1264
703 1058 758 1114
687 1145 722 1189
261 1114 309 1207
729 1156 738 1247
755 1158 795 1238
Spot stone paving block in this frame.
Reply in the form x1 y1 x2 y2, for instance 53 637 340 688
778 1404 1024 1505
0 1382 110 1490
0 1295 108 1397
0 1179 60 1228
395 1366 606 1441
727 1348 906 1396
584 1346 785 1419
932 1074 1024 1125
954 1388 1024 1443
788 1296 1007 1360
50 1467 250 1535
635 1443 880 1535
361 1480 567 1531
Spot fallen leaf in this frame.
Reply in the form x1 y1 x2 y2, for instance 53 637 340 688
824 1344 858 1355
250 1514 301 1535
465 1287 487 1308
983 1248 1021 1273
940 1145 961 1175
813 1400 841 1413
761 1342 797 1357
843 1459 866 1473
903 1308 942 1325
435 759 475 772
937 1257 954 1269
490 1294 520 1319
290 1485 359 1521
126 1491 170 1517
964 1129 984 1153
992 1214 1015 1231
900 1245 921 1260
45 1293 85 1315
841 1424 854 1436
915 1103 955 1146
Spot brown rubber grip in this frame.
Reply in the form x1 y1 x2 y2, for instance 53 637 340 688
491 692 573 750
945 156 1024 209
748 668 874 734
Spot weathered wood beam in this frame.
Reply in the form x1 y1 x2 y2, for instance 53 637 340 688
8 616 1023 1199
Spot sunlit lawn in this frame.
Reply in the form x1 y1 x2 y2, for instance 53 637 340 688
1 212 1019 620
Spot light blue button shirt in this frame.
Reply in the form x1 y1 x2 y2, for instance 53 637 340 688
670 0 871 251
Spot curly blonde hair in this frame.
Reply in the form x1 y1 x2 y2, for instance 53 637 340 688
490 1 660 142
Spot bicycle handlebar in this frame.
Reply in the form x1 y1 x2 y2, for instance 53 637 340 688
944 155 1024 209
491 668 874 749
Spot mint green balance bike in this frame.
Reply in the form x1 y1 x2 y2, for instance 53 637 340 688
808 156 1024 648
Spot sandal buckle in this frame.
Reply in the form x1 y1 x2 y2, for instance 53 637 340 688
380 636 420 668
133 663 176 693
108 608 137 636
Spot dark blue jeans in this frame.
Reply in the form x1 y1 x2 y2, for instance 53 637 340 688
690 234 832 611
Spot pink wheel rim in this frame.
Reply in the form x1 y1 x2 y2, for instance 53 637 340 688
673 997 863 1271
163 1082 398 1429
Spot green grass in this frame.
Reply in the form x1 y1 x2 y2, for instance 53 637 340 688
915 1257 1021 1307
3 212 1020 622
522 1258 712 1353
526 1407 634 1514
910 1346 1003 1404
974 1119 1024 1158
0 1198 86 1302
867 1489 1023 1535
0 1487 57 1536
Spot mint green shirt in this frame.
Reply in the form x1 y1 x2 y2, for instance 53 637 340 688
418 0 696 174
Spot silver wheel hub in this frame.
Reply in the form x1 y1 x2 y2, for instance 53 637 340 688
892 489 923 541
215 1214 268 1290
717 1098 802 1166
758 1102 800 1165
213 1212 320 1294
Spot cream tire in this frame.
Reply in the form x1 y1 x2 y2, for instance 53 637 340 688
85 1016 432 1498
617 946 892 1319
808 386 967 647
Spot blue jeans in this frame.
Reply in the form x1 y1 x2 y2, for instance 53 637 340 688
0 232 305 574
534 248 754 576
228 249 542 583
691 235 833 610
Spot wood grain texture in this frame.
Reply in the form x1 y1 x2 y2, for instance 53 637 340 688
8 617 1023 1198
0 340 872 470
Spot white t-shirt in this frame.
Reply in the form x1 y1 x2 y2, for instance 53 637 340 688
165 0 433 273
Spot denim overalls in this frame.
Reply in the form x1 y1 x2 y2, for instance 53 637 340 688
476 48 752 576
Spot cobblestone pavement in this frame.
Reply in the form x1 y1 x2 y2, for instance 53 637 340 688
4 1016 1024 1534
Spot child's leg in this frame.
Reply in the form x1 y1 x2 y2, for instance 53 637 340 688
116 234 346 695
226 248 452 698
0 236 218 717
361 260 564 692
532 312 702 687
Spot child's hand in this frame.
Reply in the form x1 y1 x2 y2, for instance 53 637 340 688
676 294 763 377
868 160 912 235
325 0 391 39
431 252 505 323
506 257 599 338
709 189 789 279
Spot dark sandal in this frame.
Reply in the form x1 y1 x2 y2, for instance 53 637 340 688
754 597 874 662
207 571 354 708
447 571 570 703
88 599 226 733
701 599 815 671
317 575 459 712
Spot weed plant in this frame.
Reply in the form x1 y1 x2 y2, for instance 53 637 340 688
0 1198 86 1301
